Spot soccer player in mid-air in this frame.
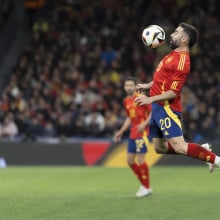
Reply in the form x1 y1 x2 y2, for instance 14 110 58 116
114 77 152 197
135 22 220 172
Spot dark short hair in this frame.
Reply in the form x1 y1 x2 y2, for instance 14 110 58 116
179 22 198 48
124 77 137 85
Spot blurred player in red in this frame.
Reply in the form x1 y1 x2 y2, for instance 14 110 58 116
135 22 220 172
114 77 152 197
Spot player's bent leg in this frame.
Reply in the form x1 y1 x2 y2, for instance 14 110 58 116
168 138 220 170
152 138 168 154
168 136 188 154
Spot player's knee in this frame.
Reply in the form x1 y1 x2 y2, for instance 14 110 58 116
154 146 167 154
154 142 167 154
127 157 134 165
137 157 145 165
169 142 187 154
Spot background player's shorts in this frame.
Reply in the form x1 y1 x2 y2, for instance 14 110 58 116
149 103 182 139
127 137 149 153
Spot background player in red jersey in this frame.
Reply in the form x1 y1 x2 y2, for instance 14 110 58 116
114 77 152 197
135 22 220 172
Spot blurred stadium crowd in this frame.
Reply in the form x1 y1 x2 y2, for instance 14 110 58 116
0 0 219 141
0 0 13 29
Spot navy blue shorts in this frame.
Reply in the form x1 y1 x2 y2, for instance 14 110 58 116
127 136 150 153
149 103 182 139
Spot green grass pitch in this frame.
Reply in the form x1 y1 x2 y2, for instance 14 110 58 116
0 166 219 220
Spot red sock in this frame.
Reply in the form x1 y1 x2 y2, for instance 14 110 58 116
167 142 178 154
130 163 142 184
139 162 150 188
187 143 216 163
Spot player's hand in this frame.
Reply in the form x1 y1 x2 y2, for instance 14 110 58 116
114 131 122 142
135 95 152 105
136 83 149 93
136 84 150 95
136 83 149 90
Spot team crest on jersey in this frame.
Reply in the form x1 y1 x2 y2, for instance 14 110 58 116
165 56 173 64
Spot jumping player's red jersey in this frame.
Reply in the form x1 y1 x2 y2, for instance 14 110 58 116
150 50 190 112
123 93 151 139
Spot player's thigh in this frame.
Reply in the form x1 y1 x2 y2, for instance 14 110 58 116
152 137 167 153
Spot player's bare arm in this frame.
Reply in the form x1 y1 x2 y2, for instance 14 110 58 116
114 117 131 142
136 81 153 91
135 90 176 105
137 112 152 133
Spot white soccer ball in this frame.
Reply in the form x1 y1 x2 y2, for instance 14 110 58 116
142 25 165 48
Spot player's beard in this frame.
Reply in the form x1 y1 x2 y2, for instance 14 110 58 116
170 37 179 50
126 89 135 96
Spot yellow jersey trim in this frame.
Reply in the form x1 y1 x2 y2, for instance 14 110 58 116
163 101 182 128
177 54 186 71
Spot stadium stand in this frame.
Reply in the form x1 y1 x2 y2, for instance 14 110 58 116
0 0 14 30
0 0 219 142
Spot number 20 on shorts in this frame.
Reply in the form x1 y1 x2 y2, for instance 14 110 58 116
159 117 171 130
